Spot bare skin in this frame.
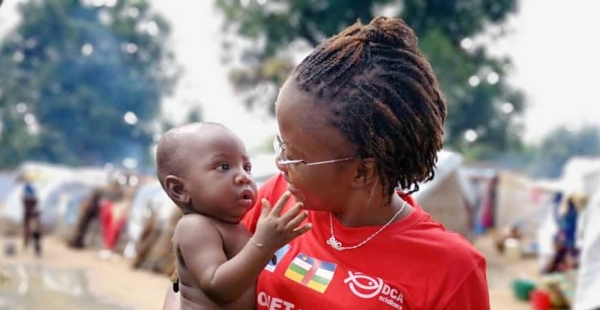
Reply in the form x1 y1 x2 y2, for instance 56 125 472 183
174 193 307 310
157 123 311 310
274 80 414 227
175 215 255 309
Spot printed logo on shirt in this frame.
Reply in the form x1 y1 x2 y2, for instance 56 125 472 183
284 253 337 293
265 244 291 272
257 291 297 310
343 270 404 310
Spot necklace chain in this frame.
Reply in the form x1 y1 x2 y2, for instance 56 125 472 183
326 200 407 251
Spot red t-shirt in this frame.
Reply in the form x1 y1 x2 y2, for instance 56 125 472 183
243 174 489 310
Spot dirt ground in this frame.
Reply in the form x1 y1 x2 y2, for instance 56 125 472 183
0 233 538 310
474 234 539 310
0 236 169 310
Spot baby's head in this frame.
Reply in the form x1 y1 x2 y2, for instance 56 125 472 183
156 122 257 223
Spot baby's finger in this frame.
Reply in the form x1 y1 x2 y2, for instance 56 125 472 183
279 202 303 223
292 223 312 236
284 210 308 231
271 191 291 217
259 199 271 220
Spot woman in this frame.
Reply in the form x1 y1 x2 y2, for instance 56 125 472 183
166 16 489 309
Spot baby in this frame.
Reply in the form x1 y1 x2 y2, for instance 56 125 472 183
156 122 311 310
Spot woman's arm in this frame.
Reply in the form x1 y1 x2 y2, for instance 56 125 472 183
438 257 490 310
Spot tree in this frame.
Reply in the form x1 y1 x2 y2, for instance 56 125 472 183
487 125 600 178
0 0 178 168
529 125 600 178
215 0 524 153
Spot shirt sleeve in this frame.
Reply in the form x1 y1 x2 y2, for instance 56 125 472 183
439 257 490 310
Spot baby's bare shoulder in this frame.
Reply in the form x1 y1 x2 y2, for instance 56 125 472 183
174 214 217 240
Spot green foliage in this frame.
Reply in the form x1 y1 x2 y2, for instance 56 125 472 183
530 126 600 178
489 125 600 178
215 0 524 155
0 0 178 168
186 107 204 124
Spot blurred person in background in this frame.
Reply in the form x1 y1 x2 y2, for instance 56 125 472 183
69 186 105 249
542 192 585 274
21 180 41 254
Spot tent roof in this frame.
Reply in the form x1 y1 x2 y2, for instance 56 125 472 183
413 150 464 201
537 157 600 194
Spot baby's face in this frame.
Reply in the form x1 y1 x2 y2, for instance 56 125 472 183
181 129 257 223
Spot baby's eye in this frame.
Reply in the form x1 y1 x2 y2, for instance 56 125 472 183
244 164 252 173
216 163 230 171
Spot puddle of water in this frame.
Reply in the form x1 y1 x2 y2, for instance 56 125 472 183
0 264 132 310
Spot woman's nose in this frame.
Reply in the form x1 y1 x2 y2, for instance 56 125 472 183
275 157 288 173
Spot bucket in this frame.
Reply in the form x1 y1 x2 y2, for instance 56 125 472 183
530 289 552 310
512 278 536 301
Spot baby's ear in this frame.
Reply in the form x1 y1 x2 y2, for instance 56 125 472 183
165 175 190 205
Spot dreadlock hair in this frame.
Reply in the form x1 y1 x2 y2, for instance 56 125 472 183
292 16 447 200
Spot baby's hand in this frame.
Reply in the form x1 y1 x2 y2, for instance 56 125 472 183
252 191 312 252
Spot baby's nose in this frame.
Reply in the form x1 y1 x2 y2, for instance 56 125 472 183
235 172 251 184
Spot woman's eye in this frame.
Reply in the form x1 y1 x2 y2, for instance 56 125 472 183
281 150 296 161
216 163 230 171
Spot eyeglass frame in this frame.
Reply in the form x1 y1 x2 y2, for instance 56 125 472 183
273 135 357 166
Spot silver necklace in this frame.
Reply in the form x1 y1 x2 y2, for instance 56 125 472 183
326 200 407 251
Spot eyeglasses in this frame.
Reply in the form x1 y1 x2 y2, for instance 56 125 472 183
273 135 356 166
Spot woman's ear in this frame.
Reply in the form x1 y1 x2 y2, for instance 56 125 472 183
352 158 378 188
165 175 190 205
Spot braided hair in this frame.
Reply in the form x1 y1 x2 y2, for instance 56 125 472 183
292 16 447 199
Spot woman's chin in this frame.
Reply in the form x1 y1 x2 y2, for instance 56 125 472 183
288 185 330 211
288 183 304 199
287 185 306 203
291 193 305 204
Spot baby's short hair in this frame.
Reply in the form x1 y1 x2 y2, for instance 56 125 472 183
155 122 225 189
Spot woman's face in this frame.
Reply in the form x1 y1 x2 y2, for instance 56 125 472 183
274 79 359 211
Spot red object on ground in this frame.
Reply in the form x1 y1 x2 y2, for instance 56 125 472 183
530 289 552 310
100 201 126 250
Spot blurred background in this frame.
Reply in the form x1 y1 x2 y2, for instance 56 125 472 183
1 0 599 309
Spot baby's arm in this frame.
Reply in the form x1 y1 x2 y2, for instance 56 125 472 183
176 192 310 304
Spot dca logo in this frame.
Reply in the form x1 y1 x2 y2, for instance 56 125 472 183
343 271 404 309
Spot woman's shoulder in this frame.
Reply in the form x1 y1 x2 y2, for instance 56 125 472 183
396 205 484 265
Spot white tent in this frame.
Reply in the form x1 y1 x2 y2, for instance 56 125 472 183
560 157 600 193
0 162 107 232
574 166 600 310
413 150 474 240
125 181 174 243
535 157 600 270
0 171 16 204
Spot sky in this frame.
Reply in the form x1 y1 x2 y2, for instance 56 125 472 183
1 0 600 150
494 0 600 142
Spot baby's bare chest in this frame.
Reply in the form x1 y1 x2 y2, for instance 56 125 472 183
215 223 252 258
